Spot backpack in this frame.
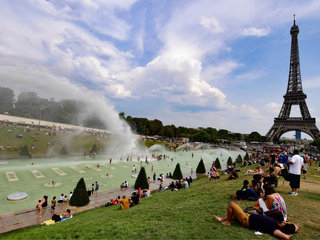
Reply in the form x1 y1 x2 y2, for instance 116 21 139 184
281 168 290 181
52 214 61 222
243 206 263 215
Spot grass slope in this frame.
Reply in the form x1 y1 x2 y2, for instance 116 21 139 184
0 126 110 156
1 164 320 239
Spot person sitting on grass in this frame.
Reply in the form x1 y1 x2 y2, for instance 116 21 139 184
105 199 116 207
261 167 278 187
215 201 298 239
253 184 287 221
167 181 175 190
229 180 249 200
130 192 142 206
210 170 220 181
62 209 71 218
119 196 130 210
227 168 238 180
243 166 261 175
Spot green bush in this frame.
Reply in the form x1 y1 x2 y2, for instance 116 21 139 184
134 167 149 189
236 154 243 164
91 144 97 154
215 157 221 169
70 178 90 207
172 163 183 180
59 144 68 155
19 145 29 156
227 156 233 166
244 152 249 161
196 159 206 174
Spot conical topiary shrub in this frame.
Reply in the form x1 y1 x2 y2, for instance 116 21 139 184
91 144 97 154
59 145 68 155
70 178 90 207
215 157 221 169
244 152 249 161
172 163 183 180
134 167 149 190
236 154 243 164
227 156 233 166
19 145 29 156
195 159 206 178
196 159 206 174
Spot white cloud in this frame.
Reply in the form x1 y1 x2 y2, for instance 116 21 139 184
303 77 320 89
242 27 270 37
200 16 224 33
116 54 234 111
265 103 281 114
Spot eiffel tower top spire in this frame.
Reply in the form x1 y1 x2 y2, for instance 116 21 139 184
286 15 303 96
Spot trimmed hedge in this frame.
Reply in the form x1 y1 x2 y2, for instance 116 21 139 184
19 145 29 156
227 156 233 166
59 144 68 155
70 178 90 207
134 167 149 189
236 154 243 164
215 157 221 169
244 152 249 161
91 144 97 154
172 163 183 180
196 159 206 174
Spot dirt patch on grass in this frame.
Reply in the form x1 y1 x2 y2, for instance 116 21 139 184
300 179 320 193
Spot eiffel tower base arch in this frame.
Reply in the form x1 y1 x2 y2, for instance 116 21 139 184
266 119 320 142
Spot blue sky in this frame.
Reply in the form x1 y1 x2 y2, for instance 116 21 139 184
1 0 320 138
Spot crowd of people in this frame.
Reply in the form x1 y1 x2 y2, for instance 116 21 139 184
216 148 312 239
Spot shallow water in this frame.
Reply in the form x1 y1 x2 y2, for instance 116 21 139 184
0 147 244 214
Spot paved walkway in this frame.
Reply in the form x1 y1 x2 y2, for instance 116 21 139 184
0 171 197 234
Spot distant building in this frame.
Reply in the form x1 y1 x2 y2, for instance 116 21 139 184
295 131 301 140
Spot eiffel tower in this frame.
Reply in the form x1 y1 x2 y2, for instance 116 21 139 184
266 16 320 142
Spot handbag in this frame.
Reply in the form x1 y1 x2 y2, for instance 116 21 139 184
265 209 284 221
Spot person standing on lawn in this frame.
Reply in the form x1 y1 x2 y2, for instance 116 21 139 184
288 149 304 196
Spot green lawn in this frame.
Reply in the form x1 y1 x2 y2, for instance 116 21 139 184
0 126 111 157
1 163 320 239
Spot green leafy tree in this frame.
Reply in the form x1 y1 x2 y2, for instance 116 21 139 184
172 163 183 180
19 145 29 156
70 178 90 207
196 159 206 174
236 154 243 164
119 112 126 119
91 144 97 154
215 157 221 169
217 129 229 139
194 131 211 142
134 167 149 189
0 87 15 114
244 153 249 161
60 145 68 155
163 125 174 138
227 156 233 166
148 119 163 135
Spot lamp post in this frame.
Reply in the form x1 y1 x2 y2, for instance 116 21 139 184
39 108 42 126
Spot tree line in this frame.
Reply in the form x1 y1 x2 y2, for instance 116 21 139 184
0 86 104 129
0 86 266 142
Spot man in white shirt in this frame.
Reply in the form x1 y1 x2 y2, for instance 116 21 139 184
287 149 304 196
